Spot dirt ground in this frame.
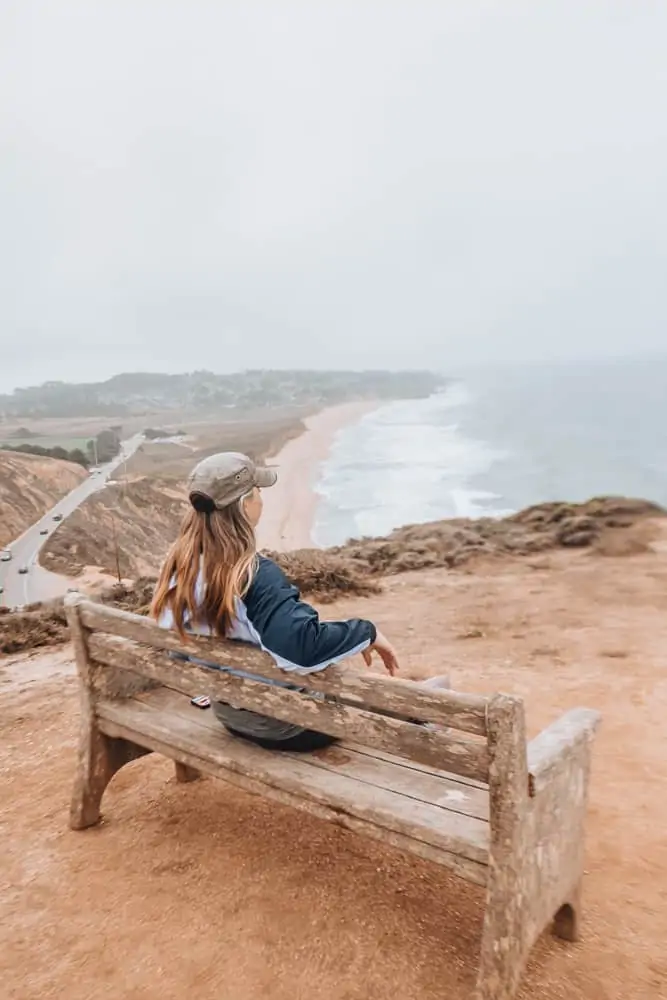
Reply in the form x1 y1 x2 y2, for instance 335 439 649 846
2 537 667 999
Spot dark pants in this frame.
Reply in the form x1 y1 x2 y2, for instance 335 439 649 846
172 652 336 751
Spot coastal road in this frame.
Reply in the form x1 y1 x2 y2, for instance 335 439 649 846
0 434 145 609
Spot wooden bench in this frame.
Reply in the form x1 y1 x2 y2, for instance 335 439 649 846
65 592 601 1000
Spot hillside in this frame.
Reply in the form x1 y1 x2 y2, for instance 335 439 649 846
0 369 442 419
39 477 187 580
37 490 665 606
39 414 303 579
0 451 88 549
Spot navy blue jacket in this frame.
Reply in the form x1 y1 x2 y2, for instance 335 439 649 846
238 556 376 673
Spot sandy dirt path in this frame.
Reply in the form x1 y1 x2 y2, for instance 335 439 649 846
2 536 667 999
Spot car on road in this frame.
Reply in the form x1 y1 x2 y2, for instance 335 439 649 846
40 528 48 535
1 551 11 562
18 566 29 574
53 514 63 521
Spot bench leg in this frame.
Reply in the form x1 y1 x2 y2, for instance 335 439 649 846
475 891 527 1000
553 878 582 943
70 721 150 830
475 695 530 1000
174 762 200 783
476 874 583 997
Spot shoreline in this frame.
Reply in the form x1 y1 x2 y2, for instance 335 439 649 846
256 400 379 552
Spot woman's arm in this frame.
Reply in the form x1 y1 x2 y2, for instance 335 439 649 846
242 556 378 674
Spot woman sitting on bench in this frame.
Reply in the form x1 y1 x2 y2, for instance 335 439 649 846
150 452 401 752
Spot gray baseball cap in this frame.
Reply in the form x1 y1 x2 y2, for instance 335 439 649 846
187 452 277 509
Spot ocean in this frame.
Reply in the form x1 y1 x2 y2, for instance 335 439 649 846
312 356 667 546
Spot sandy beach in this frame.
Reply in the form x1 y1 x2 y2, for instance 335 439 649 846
256 400 378 551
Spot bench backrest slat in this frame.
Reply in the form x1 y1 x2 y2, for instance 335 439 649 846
76 598 489 736
87 632 490 781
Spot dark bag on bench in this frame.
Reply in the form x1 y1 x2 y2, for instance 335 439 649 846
211 699 336 752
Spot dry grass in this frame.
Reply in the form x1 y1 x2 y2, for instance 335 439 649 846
4 497 664 657
0 450 87 549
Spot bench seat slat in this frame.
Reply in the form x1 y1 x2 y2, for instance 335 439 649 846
141 687 490 822
96 690 490 875
287 748 490 823
345 745 489 792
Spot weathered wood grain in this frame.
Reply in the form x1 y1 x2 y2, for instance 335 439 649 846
297 749 490 821
96 696 490 882
527 708 601 796
87 632 490 781
475 695 530 1000
65 592 106 829
345 744 489 792
523 710 601 948
89 662 160 700
75 596 489 735
64 593 152 828
143 685 491 822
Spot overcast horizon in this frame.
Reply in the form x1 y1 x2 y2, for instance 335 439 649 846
2 3 666 394
3 350 667 399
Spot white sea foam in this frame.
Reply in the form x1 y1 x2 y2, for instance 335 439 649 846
312 384 513 546
314 359 667 545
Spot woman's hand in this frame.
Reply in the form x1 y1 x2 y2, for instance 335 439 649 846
362 630 399 677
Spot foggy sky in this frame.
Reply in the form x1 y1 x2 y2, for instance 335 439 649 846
1 2 666 393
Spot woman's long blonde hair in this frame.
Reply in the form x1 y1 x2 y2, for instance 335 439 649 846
150 496 256 638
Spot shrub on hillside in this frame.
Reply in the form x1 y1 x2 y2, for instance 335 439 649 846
2 442 89 468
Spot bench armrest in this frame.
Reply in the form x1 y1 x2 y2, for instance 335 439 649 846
527 708 601 796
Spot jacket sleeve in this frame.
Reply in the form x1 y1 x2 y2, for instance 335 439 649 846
242 556 377 674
